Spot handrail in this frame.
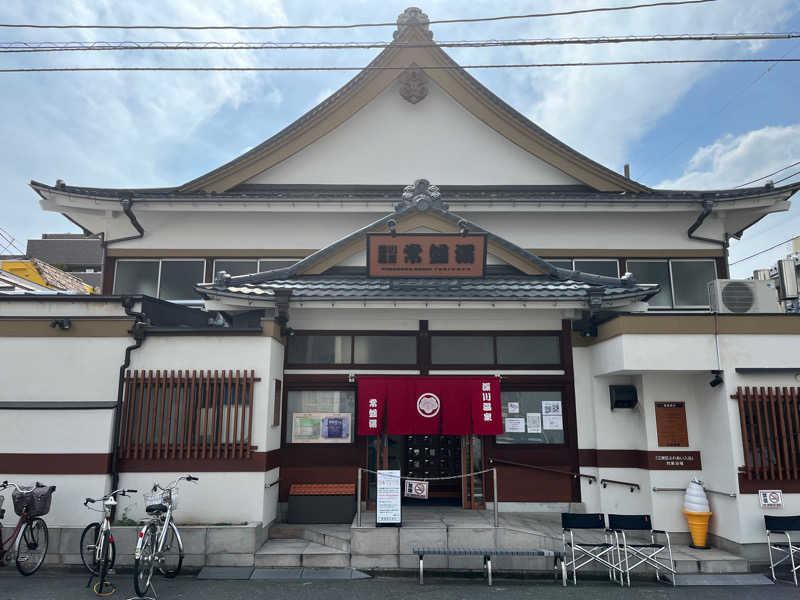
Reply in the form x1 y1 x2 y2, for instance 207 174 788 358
489 458 596 484
652 486 736 498
600 478 640 492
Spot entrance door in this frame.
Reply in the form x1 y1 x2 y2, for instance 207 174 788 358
402 435 461 504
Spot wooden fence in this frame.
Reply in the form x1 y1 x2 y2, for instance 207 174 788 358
734 386 800 480
120 369 259 461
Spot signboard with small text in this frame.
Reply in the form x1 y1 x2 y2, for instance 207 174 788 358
367 233 487 278
376 470 402 526
655 402 689 447
404 479 429 499
759 489 784 508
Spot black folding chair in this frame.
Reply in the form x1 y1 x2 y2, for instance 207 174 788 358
607 514 675 586
561 513 619 585
765 515 800 585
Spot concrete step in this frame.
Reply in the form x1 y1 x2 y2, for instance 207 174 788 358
255 538 350 569
269 523 351 553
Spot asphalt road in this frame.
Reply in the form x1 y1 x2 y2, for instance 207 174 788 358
0 572 796 600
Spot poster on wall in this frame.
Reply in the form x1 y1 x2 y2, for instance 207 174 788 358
542 400 562 416
377 470 402 526
507 402 520 414
543 415 563 430
404 480 429 499
759 489 784 508
504 417 526 433
526 412 542 433
291 412 351 443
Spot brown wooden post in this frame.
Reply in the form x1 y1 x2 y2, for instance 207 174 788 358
233 370 241 459
238 370 247 459
776 387 792 479
247 370 255 458
735 387 753 480
792 388 800 480
767 387 782 478
223 370 231 459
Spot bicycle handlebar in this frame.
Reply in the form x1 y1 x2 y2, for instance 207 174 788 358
84 488 138 505
152 474 200 492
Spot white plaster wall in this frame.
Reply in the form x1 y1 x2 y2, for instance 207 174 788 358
117 472 265 525
0 474 110 528
0 301 130 317
590 334 718 376
0 338 127 403
1 410 114 453
266 339 284 453
263 467 279 525
248 80 581 186
289 308 565 331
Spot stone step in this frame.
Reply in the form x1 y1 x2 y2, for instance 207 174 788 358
255 538 350 569
269 523 351 553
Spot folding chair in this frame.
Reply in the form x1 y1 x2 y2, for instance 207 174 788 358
607 514 675 586
561 513 619 585
765 515 800 585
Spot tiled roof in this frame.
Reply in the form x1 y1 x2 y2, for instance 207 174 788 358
220 276 654 302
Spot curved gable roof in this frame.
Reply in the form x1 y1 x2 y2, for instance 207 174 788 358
180 14 650 194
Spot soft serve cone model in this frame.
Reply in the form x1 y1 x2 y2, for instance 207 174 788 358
682 478 712 548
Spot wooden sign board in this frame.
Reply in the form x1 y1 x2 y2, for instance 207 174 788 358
655 402 689 447
367 233 487 278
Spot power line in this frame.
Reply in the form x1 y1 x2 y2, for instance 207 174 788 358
3 32 798 54
0 0 717 31
1 58 798 74
737 161 800 188
774 169 800 186
0 227 24 255
730 236 799 266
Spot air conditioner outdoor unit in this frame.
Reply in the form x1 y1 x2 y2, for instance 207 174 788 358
708 279 779 314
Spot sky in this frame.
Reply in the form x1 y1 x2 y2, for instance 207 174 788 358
0 0 798 277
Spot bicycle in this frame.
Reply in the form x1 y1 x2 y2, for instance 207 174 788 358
80 487 137 595
0 480 56 576
133 474 199 597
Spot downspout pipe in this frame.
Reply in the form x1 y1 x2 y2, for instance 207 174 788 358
103 194 145 246
687 199 726 247
109 296 147 519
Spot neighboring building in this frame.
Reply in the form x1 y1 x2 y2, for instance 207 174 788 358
26 232 103 290
0 255 94 294
3 7 800 567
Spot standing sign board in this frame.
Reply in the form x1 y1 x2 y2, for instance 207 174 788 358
376 470 402 526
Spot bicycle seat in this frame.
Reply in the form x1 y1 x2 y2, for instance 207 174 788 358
146 503 167 514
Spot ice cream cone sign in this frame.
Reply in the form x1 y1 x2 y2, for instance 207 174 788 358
683 478 712 549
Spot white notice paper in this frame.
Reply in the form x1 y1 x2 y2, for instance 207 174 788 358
542 400 562 416
505 417 526 433
376 470 401 525
526 412 542 433
543 415 563 430
507 402 520 414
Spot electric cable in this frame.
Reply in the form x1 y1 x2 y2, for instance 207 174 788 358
773 169 800 186
3 32 798 54
1 57 798 74
0 0 717 31
730 236 800 266
736 160 800 188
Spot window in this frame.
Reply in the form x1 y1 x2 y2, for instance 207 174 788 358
546 259 573 270
259 259 299 272
214 260 258 277
353 335 417 364
287 335 352 364
114 259 205 301
431 334 562 367
286 334 417 366
671 260 717 308
287 390 355 444
626 260 673 308
574 259 619 278
496 391 565 445
431 335 493 365
496 335 560 365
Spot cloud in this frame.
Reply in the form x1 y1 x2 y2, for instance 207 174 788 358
656 124 800 189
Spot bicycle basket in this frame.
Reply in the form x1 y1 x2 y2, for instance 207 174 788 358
12 484 55 517
143 487 178 511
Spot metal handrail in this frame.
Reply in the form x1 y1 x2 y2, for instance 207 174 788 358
489 458 596 483
600 478 640 492
652 486 736 498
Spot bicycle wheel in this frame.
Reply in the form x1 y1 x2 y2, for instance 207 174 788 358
15 517 48 576
134 523 157 598
79 522 100 574
158 521 184 578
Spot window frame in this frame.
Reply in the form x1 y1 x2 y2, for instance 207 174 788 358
283 387 357 446
285 330 419 369
494 388 567 446
625 258 674 309
212 258 259 278
572 258 620 278
114 258 206 301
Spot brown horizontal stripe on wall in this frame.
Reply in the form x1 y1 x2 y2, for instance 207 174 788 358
579 449 701 470
0 317 134 337
0 453 111 474
107 249 314 258
738 474 800 494
532 249 723 258
118 449 281 473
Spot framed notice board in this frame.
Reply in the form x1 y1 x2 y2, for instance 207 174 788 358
655 402 689 447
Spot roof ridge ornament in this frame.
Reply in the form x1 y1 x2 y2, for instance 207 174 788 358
397 178 448 212
394 7 433 40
